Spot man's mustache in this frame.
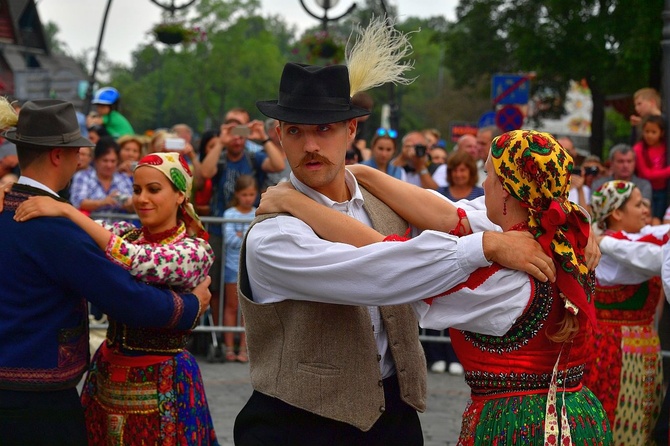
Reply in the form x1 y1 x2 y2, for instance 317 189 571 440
295 153 335 168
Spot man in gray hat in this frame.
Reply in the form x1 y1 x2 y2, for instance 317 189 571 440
234 40 556 444
0 99 211 445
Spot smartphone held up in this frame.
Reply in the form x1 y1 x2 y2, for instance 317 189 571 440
231 125 251 137
165 137 186 151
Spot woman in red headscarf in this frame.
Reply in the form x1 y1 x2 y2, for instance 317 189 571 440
255 130 611 445
11 152 218 445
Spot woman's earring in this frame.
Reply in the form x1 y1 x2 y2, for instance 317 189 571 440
503 199 507 216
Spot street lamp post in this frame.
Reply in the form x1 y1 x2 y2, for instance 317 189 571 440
84 0 197 115
84 0 113 114
298 0 356 32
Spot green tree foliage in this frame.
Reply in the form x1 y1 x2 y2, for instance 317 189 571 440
107 2 289 133
439 0 664 155
43 21 68 55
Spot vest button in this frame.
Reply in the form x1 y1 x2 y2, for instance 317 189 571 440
377 354 382 362
378 380 383 387
379 405 385 412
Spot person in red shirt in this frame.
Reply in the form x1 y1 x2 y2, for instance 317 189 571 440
633 114 670 222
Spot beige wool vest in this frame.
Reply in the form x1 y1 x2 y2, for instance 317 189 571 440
239 187 427 431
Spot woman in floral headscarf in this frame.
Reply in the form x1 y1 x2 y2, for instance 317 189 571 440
11 152 218 445
254 129 610 444
586 180 666 445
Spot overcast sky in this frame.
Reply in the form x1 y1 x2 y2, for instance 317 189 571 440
35 0 457 66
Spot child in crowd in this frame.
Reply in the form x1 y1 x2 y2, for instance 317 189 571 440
630 87 663 142
222 175 257 362
91 87 134 138
633 115 670 221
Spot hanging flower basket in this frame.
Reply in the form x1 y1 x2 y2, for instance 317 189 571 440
298 31 345 65
151 22 203 45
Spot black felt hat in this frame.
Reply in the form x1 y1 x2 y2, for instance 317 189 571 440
256 63 371 125
4 100 94 149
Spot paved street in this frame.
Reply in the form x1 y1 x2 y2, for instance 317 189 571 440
197 356 470 446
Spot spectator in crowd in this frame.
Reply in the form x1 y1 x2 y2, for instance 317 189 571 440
148 130 165 153
587 180 664 444
457 133 478 158
633 115 670 221
0 98 210 445
76 146 94 173
557 136 585 167
91 87 134 138
567 165 591 212
581 155 607 189
391 131 439 189
437 151 483 201
422 128 441 150
362 133 405 180
194 129 220 216
198 108 285 328
86 124 108 146
224 107 264 154
171 123 194 146
433 133 478 189
429 147 448 165
116 135 144 179
69 136 134 215
474 126 501 186
591 143 653 204
222 175 257 363
630 87 663 143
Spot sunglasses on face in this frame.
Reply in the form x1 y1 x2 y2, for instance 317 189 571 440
376 128 398 138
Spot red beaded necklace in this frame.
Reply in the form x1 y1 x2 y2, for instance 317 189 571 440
508 221 529 232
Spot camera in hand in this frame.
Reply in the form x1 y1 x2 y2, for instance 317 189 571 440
414 144 427 158
584 166 599 176
114 194 130 205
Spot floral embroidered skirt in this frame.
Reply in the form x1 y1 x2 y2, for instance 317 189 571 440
457 387 611 445
80 346 218 445
583 323 662 445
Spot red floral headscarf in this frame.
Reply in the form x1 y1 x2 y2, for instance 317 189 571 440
490 130 595 326
135 152 208 241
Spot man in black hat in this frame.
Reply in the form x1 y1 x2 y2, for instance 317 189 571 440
0 99 211 445
234 54 557 442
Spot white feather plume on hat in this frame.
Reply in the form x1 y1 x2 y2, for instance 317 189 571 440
346 16 417 98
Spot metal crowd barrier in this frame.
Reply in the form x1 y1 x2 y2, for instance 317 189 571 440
88 212 670 361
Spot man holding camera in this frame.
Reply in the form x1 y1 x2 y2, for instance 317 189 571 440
198 107 285 325
390 131 439 190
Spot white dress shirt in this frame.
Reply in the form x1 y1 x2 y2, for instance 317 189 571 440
246 171 537 377
597 229 665 286
17 176 60 196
